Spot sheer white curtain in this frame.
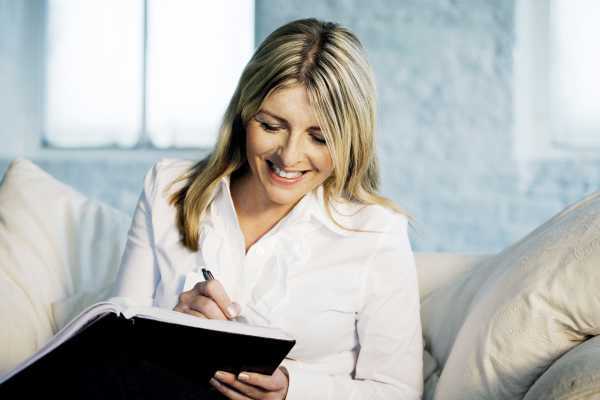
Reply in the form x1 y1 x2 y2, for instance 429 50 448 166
45 0 254 149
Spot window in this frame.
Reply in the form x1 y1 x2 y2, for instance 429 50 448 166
513 0 600 161
548 1 600 148
44 0 254 150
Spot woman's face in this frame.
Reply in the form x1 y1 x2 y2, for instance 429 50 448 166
243 84 334 209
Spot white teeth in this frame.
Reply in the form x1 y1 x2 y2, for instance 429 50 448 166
269 161 303 179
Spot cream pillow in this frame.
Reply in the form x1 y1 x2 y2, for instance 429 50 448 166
422 190 600 400
0 158 130 374
523 335 600 399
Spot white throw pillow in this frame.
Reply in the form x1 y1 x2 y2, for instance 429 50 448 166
423 190 600 400
0 158 131 374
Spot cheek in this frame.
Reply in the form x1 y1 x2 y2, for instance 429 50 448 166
313 149 334 178
246 126 275 157
245 126 258 155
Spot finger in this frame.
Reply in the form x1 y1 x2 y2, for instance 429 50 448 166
209 377 253 400
195 280 240 319
182 307 207 319
173 303 184 312
175 289 194 309
237 369 286 392
213 371 266 399
189 295 228 320
174 304 207 319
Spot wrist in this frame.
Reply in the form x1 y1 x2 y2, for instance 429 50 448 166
279 365 290 399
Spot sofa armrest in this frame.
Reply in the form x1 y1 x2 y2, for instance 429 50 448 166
414 252 494 300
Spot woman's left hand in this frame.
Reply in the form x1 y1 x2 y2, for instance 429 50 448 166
209 366 289 399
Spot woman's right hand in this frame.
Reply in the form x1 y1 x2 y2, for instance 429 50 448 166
173 280 241 320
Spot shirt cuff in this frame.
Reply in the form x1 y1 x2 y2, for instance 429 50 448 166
279 358 423 400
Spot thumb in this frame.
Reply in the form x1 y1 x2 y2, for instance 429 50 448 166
226 302 241 319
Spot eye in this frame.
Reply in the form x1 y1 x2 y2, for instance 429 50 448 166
257 120 279 132
311 135 327 145
254 118 279 132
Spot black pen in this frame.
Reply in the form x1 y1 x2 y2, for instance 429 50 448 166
202 268 215 281
201 268 246 322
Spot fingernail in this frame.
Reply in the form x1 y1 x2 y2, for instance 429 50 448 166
226 302 240 318
209 377 221 387
214 370 226 379
238 372 250 382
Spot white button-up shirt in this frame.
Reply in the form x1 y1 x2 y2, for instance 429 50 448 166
113 158 423 399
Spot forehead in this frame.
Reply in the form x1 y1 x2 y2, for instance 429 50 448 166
259 85 320 127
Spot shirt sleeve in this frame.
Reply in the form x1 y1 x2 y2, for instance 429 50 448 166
111 161 162 307
281 214 424 400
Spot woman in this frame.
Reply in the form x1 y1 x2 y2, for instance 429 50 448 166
114 18 423 400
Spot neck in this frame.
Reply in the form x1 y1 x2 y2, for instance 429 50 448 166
229 169 293 222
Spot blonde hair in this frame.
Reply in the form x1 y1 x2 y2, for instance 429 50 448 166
166 18 416 251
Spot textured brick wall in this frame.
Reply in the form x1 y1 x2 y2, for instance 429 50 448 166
256 0 600 253
2 0 599 253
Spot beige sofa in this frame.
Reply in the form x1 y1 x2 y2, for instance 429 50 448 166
1 158 599 399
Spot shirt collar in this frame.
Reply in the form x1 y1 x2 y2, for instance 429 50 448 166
308 184 354 237
216 175 352 237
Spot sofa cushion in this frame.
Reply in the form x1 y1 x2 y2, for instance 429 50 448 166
523 334 600 400
420 254 495 370
415 252 493 400
0 158 130 374
422 190 600 400
414 252 493 300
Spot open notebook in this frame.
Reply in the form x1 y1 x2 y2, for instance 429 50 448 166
0 297 295 398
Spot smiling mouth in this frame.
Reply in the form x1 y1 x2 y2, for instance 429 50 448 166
266 159 310 175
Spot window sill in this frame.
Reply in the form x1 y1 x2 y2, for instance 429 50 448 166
514 141 600 163
8 146 211 162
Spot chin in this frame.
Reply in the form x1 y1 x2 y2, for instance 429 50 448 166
260 180 309 206
249 157 329 208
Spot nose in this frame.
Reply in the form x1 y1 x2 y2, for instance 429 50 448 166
277 134 305 169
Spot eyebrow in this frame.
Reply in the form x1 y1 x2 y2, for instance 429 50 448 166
257 109 322 132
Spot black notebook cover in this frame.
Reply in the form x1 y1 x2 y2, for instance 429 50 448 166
0 312 295 400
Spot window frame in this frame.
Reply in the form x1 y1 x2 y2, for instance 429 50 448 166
37 0 254 158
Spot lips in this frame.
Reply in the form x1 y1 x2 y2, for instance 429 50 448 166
266 160 309 179
266 160 308 186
